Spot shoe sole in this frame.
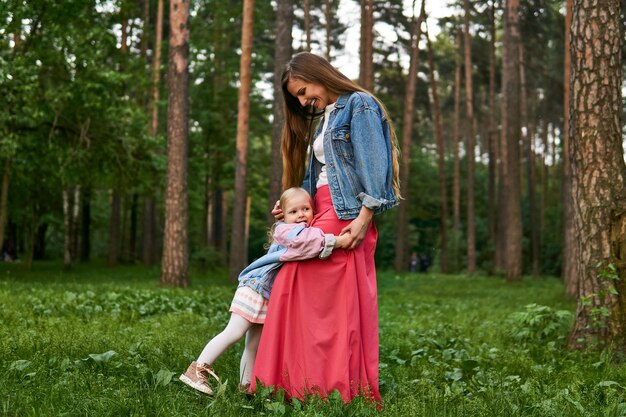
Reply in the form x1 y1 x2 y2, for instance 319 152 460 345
179 374 213 395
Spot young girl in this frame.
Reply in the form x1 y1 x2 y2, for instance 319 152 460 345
179 187 349 395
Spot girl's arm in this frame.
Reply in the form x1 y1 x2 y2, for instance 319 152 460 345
274 224 346 261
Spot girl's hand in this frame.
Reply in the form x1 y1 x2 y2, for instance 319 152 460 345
272 200 284 221
334 234 350 249
339 207 374 249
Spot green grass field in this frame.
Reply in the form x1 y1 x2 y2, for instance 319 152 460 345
1 262 625 416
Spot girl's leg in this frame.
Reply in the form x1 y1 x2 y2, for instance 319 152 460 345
197 313 252 365
239 323 263 386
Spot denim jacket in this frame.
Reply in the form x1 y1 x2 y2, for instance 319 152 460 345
238 222 336 299
302 92 399 220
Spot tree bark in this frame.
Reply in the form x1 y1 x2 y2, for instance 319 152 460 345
0 158 11 254
463 0 476 274
359 0 374 91
229 0 255 282
394 0 425 272
425 25 448 273
108 189 121 266
142 0 164 266
568 0 626 350
304 0 311 51
268 0 293 225
451 31 462 273
161 0 190 287
563 0 577 297
519 45 539 277
487 0 497 273
80 189 91 261
502 0 522 281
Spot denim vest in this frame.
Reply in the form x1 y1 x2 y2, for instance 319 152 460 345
302 92 399 220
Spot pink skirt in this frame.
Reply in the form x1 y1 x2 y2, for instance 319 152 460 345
250 185 381 405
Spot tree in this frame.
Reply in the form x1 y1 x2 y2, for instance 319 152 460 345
463 0 476 274
568 0 626 350
425 23 449 273
394 0 425 272
229 0 255 282
501 0 522 281
161 0 190 287
360 0 374 91
268 0 293 225
143 0 164 266
563 0 577 296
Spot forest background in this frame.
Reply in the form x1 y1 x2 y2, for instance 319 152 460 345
1 0 626 342
0 0 573 274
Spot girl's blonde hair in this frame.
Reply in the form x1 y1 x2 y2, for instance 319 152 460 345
280 52 401 199
265 187 313 248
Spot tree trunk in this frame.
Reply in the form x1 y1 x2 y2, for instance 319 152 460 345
487 1 497 273
108 189 121 266
229 0 255 282
268 0 293 225
63 187 77 270
161 0 190 287
519 45 539 277
568 0 626 350
359 0 374 91
426 25 448 273
324 0 332 60
502 0 522 281
463 0 476 274
0 157 11 253
304 0 311 51
394 0 425 272
80 189 91 261
451 31 462 273
129 193 138 261
142 0 163 266
563 0 577 297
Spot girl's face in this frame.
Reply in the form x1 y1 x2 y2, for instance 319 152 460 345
286 78 338 111
283 192 314 225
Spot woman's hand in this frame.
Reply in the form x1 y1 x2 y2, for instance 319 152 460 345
339 206 374 250
272 200 284 221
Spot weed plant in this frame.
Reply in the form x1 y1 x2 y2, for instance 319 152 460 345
1 262 625 416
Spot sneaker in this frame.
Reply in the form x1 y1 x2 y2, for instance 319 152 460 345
179 361 220 395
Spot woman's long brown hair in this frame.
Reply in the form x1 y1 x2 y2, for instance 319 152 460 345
280 52 401 199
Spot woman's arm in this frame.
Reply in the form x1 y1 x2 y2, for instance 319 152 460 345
339 205 374 250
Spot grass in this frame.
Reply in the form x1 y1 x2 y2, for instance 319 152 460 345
1 261 625 416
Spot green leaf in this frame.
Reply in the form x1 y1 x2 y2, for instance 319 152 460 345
154 369 176 387
9 360 31 371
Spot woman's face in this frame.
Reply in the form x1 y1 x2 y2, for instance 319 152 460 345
286 78 337 111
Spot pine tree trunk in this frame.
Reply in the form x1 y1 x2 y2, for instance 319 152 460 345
80 189 91 261
161 0 190 287
304 0 311 51
229 0 255 282
502 0 522 281
452 32 462 273
563 0 577 297
463 0 476 274
360 0 374 91
0 157 11 253
519 45 539 277
142 0 163 266
268 0 293 225
487 1 497 273
394 0 425 272
108 189 121 266
426 27 448 273
568 0 626 350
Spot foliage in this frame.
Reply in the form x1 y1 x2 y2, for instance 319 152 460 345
2 262 626 416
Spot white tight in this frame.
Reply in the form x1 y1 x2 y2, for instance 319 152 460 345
196 313 263 385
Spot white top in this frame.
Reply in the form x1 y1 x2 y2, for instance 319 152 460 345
313 103 336 188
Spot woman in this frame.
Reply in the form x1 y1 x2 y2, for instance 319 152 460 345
250 52 400 405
